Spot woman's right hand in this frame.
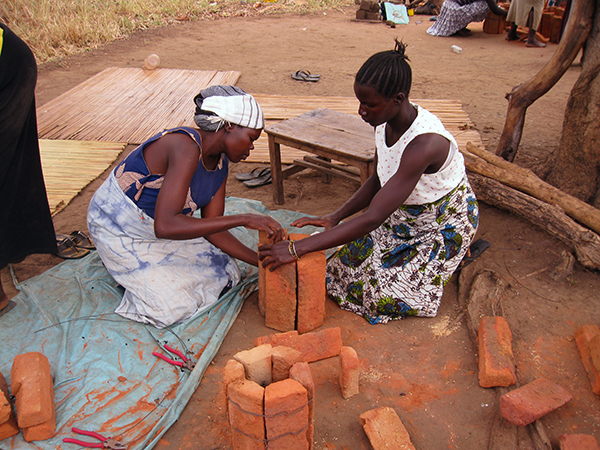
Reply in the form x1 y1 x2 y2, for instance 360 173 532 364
291 214 339 230
243 214 286 242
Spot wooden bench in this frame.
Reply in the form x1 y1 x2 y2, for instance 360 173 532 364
265 109 375 205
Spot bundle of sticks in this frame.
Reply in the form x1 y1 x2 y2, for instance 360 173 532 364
462 142 600 271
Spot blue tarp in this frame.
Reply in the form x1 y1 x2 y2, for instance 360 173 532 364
0 197 320 449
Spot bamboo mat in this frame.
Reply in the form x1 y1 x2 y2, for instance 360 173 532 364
248 94 484 164
37 67 241 144
39 139 126 215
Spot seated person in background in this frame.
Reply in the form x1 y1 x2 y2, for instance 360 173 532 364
506 0 547 47
87 85 284 329
259 40 479 324
427 0 507 37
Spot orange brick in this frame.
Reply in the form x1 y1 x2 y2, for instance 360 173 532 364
11 352 54 429
227 380 266 450
500 378 572 426
23 408 56 442
0 373 19 440
478 316 516 388
559 434 600 450
256 327 343 363
289 362 315 450
233 344 272 387
264 254 297 332
0 380 10 424
339 346 360 399
272 346 304 382
289 233 326 334
360 406 416 450
258 230 271 317
265 379 309 450
224 359 246 387
575 325 600 395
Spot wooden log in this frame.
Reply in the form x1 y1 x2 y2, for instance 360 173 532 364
495 0 594 161
468 173 600 270
463 142 600 236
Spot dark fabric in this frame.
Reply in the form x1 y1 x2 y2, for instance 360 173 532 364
0 24 57 269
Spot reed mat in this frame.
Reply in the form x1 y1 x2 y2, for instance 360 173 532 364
39 139 126 215
249 94 484 164
37 67 241 144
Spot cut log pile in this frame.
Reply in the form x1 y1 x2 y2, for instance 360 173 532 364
463 142 600 271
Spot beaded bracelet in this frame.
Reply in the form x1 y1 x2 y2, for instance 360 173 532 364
288 240 301 261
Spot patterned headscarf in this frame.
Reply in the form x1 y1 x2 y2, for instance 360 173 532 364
193 85 264 132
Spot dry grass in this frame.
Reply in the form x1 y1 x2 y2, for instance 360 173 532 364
1 0 354 64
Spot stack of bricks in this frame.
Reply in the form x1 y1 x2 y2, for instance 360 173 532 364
540 6 566 44
224 327 359 449
0 352 56 442
483 11 507 34
355 0 382 21
259 231 326 334
225 344 314 449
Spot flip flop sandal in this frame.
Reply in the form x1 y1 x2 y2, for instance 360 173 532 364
457 239 491 271
56 236 91 259
0 300 16 318
69 230 95 249
291 70 321 82
235 167 271 181
243 172 272 188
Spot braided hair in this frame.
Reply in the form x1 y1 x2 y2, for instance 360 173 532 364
355 39 412 100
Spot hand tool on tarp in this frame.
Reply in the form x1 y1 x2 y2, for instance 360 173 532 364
63 427 127 449
153 343 195 372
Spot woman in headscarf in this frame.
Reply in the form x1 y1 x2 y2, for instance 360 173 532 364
87 85 284 328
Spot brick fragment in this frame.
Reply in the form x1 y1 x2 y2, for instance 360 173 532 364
227 380 266 450
224 359 246 388
559 434 600 450
478 316 516 388
500 378 572 426
272 346 304 382
0 373 19 440
233 344 273 387
289 362 315 450
575 325 600 395
360 406 416 450
339 346 360 399
265 379 309 450
11 352 54 428
264 252 297 332
588 334 600 395
289 233 326 334
0 378 10 424
255 327 342 363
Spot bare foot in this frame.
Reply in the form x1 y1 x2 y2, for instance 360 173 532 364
526 39 546 47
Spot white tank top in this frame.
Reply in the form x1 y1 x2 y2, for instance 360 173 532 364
376 103 466 204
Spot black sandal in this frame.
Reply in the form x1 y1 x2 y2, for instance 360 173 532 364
457 239 491 271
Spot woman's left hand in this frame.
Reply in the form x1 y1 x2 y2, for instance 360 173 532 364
258 240 296 271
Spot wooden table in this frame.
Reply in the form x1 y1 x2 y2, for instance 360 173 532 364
265 109 376 205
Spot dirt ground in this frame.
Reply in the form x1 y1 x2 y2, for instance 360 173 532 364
3 6 600 449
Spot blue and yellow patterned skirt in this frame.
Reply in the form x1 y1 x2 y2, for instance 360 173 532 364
327 176 479 324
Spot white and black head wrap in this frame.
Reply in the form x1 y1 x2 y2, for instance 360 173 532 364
193 85 264 132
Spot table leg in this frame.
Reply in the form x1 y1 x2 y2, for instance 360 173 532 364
268 134 285 205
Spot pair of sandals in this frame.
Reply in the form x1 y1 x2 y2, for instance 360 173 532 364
56 231 95 259
457 239 491 272
291 70 321 83
235 167 272 188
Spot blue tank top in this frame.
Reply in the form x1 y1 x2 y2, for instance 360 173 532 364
113 127 228 219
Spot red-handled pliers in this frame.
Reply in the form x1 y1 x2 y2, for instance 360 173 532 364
153 344 195 371
63 427 127 449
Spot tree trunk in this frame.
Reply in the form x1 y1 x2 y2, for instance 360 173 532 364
545 1 600 204
495 0 595 162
